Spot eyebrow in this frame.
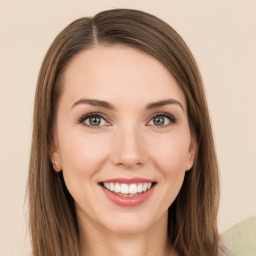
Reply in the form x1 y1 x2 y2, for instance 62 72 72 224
71 98 184 112
72 98 115 110
146 99 184 112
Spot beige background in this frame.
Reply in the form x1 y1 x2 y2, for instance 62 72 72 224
0 0 255 255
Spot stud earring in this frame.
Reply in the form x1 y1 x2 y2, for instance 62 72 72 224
53 161 58 166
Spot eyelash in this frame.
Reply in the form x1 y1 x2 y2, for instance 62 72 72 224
77 112 176 129
147 112 176 127
77 112 110 129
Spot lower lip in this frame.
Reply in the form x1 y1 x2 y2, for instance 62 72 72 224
100 185 156 207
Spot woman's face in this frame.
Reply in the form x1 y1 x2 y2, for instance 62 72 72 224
51 45 196 234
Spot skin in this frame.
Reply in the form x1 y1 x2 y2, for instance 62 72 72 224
51 45 196 256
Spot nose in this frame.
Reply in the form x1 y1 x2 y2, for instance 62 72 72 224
111 125 147 168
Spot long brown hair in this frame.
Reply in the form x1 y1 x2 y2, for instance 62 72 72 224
28 8 219 256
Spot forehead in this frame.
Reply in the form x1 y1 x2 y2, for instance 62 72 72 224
61 45 186 108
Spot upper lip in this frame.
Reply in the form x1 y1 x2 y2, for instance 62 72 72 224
99 178 156 184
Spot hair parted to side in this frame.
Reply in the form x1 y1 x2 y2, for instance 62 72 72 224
28 8 220 256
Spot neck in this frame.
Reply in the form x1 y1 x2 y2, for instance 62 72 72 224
78 211 176 256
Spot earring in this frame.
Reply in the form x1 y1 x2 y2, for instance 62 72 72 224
53 161 58 166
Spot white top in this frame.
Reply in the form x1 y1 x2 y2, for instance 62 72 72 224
219 242 234 256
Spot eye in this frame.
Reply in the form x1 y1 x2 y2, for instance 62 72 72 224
78 114 109 128
148 113 176 127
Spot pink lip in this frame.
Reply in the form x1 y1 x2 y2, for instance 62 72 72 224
99 178 155 184
99 182 156 207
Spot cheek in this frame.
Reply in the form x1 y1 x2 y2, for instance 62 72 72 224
156 144 188 197
145 133 190 211
148 132 191 176
59 131 110 178
58 133 110 206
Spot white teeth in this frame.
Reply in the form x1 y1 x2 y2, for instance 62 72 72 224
114 183 121 193
128 184 137 194
143 183 148 192
137 183 143 193
120 184 129 194
104 182 110 190
102 182 154 196
110 182 115 192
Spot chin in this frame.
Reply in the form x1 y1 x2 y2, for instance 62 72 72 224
105 220 151 235
101 210 165 235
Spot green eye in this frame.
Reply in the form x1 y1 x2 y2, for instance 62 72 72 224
80 114 108 127
87 116 102 126
148 114 176 127
152 116 166 126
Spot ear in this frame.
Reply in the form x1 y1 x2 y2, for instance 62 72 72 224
49 138 62 172
185 134 197 171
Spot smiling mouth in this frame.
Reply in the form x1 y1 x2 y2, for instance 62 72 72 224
99 182 157 197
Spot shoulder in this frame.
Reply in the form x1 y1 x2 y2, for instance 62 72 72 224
218 242 234 256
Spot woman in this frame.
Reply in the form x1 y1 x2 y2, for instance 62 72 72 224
27 8 232 256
